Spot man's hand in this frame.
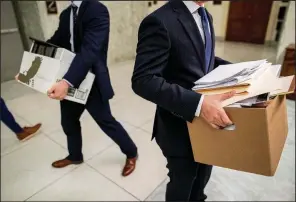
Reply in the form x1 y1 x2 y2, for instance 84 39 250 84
47 80 70 100
15 74 19 81
200 91 236 129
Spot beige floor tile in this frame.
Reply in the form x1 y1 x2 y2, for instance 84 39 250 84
215 41 277 63
1 135 75 201
27 164 138 201
1 114 42 156
111 95 156 128
46 111 139 161
141 119 154 134
6 93 62 134
46 129 114 161
1 80 37 101
87 128 168 200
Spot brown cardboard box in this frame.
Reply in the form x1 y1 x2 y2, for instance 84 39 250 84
187 95 288 176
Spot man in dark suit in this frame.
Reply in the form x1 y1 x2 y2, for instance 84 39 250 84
132 0 235 200
46 0 138 177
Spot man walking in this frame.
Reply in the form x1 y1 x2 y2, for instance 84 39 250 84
132 0 234 200
46 0 138 177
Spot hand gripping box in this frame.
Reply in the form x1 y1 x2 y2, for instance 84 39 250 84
187 95 288 176
18 38 95 104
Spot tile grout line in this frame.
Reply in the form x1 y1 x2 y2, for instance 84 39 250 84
43 130 117 163
3 82 157 201
1 132 48 158
137 127 152 136
1 143 29 158
85 162 141 201
143 177 168 201
20 136 116 201
43 133 69 151
84 143 116 162
0 114 48 157
24 165 82 201
119 118 154 137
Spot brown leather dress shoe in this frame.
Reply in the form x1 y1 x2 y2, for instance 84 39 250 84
122 156 138 177
17 123 42 141
52 159 83 168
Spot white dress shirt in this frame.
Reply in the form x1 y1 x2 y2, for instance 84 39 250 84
63 1 82 87
183 1 212 117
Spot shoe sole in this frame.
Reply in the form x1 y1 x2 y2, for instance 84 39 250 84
52 161 84 168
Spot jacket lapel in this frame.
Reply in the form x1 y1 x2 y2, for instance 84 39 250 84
76 0 89 23
171 0 206 72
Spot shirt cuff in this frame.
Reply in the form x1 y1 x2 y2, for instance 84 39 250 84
62 79 73 87
195 95 204 117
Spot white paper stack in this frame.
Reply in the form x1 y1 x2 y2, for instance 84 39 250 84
192 59 294 107
193 59 268 90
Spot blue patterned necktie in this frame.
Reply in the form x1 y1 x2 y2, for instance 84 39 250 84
71 4 78 25
71 3 78 52
198 7 212 73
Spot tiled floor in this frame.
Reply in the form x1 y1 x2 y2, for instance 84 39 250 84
1 41 295 201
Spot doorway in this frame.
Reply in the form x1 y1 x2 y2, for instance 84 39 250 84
226 1 273 44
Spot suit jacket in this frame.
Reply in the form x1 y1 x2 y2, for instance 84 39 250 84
48 0 114 101
132 0 230 158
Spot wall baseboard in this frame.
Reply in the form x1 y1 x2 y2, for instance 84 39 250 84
265 40 278 47
215 37 278 48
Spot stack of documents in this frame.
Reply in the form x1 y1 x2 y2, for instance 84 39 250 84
193 60 268 90
192 60 295 107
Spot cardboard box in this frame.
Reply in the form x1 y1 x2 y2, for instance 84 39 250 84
187 95 288 176
18 38 95 105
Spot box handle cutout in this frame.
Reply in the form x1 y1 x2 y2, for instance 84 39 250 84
223 124 236 131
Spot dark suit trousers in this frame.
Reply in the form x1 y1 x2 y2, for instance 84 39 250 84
60 85 137 161
0 97 23 134
165 157 212 201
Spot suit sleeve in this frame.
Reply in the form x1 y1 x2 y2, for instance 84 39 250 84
132 16 201 123
47 11 64 46
63 4 109 87
214 57 232 68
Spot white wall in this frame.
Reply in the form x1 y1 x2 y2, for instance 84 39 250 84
148 1 166 15
37 1 69 40
101 1 148 64
35 1 148 65
17 1 45 49
277 1 295 63
265 1 281 42
205 2 230 39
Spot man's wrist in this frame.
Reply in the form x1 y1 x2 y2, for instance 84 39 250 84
62 79 73 87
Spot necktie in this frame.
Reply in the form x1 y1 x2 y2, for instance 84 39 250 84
198 7 212 73
71 4 78 52
71 4 78 25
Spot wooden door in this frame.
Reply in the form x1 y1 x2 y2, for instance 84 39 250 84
226 1 273 44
